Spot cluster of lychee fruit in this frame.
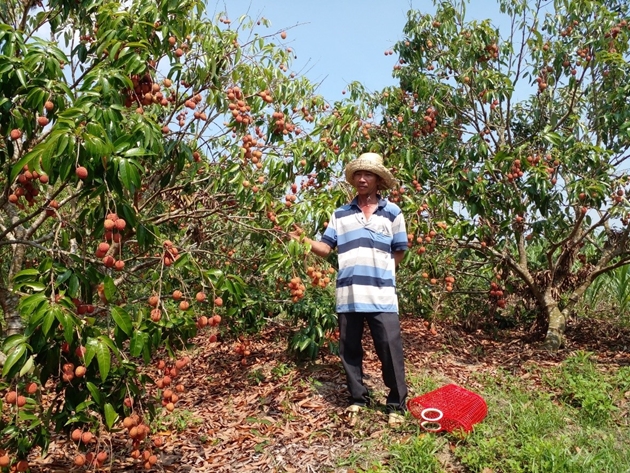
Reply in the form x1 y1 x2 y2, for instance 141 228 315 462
168 34 189 58
418 106 438 137
8 165 50 209
96 213 127 270
162 240 180 267
298 173 320 191
121 414 159 470
266 210 279 224
151 357 189 424
385 186 403 204
72 299 96 320
147 288 218 322
413 229 438 254
225 86 254 128
421 273 455 292
61 360 87 382
70 428 109 468
411 178 423 193
505 159 524 182
306 266 333 288
123 72 173 111
489 281 507 308
611 188 625 204
3 382 37 409
284 193 297 208
233 338 252 365
177 91 207 128
0 451 28 471
286 276 306 303
240 132 264 167
196 312 221 331
36 100 55 127
271 110 297 136
478 42 499 62
154 357 188 410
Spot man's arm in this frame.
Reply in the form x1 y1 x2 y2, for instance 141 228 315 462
301 237 333 258
393 250 405 269
289 225 333 258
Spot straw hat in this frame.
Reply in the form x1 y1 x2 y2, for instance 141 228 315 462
344 152 397 190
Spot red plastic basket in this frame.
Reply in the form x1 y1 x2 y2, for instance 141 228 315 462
407 384 487 433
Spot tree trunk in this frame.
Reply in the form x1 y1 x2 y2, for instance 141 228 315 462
0 288 19 366
1 238 27 336
542 293 566 350
2 292 23 336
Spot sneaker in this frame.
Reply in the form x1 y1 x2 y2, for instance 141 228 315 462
345 404 363 427
388 411 405 428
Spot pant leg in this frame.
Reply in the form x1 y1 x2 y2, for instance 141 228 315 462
366 312 408 411
338 312 370 406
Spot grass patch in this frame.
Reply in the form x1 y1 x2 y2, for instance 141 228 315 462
386 433 447 472
380 352 630 472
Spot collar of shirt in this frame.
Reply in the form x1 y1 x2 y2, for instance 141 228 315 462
350 195 386 210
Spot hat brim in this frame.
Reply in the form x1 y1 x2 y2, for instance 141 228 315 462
345 159 397 190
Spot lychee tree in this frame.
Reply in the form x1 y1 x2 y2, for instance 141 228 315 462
0 0 342 466
314 0 630 349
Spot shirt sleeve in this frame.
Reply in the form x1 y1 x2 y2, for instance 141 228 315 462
391 210 408 252
321 212 338 249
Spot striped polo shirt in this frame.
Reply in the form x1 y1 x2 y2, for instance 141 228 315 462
321 196 407 313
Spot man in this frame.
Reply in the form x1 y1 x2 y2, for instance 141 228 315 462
291 152 408 427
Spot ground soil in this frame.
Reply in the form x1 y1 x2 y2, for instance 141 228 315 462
24 314 630 473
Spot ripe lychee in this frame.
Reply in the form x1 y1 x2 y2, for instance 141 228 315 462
76 166 88 180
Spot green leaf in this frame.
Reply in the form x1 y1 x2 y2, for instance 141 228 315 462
543 131 564 147
2 343 27 377
15 68 27 87
18 293 48 316
130 331 148 358
103 276 116 302
11 269 40 283
84 338 97 368
298 337 311 352
2 334 28 352
68 274 80 298
86 382 104 406
104 403 119 430
111 306 133 336
75 400 94 413
25 282 46 291
172 253 190 269
41 310 56 336
97 335 119 356
124 147 154 157
95 339 111 382
56 270 73 285
118 158 141 190
19 356 35 376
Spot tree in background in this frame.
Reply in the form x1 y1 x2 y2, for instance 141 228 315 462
305 0 630 349
0 0 339 466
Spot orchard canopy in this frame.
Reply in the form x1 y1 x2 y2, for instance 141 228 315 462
0 0 629 463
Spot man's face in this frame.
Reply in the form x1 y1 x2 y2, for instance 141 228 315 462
352 170 381 196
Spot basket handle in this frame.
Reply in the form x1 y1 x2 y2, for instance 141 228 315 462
420 421 442 432
420 407 443 422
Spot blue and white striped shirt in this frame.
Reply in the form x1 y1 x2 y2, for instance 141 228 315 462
321 196 407 313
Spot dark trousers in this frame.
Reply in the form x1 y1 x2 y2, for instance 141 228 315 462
338 312 407 412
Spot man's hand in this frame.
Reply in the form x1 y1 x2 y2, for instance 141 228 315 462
287 223 332 258
288 223 305 242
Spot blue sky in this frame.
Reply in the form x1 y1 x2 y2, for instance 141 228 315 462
212 0 424 101
213 0 504 102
